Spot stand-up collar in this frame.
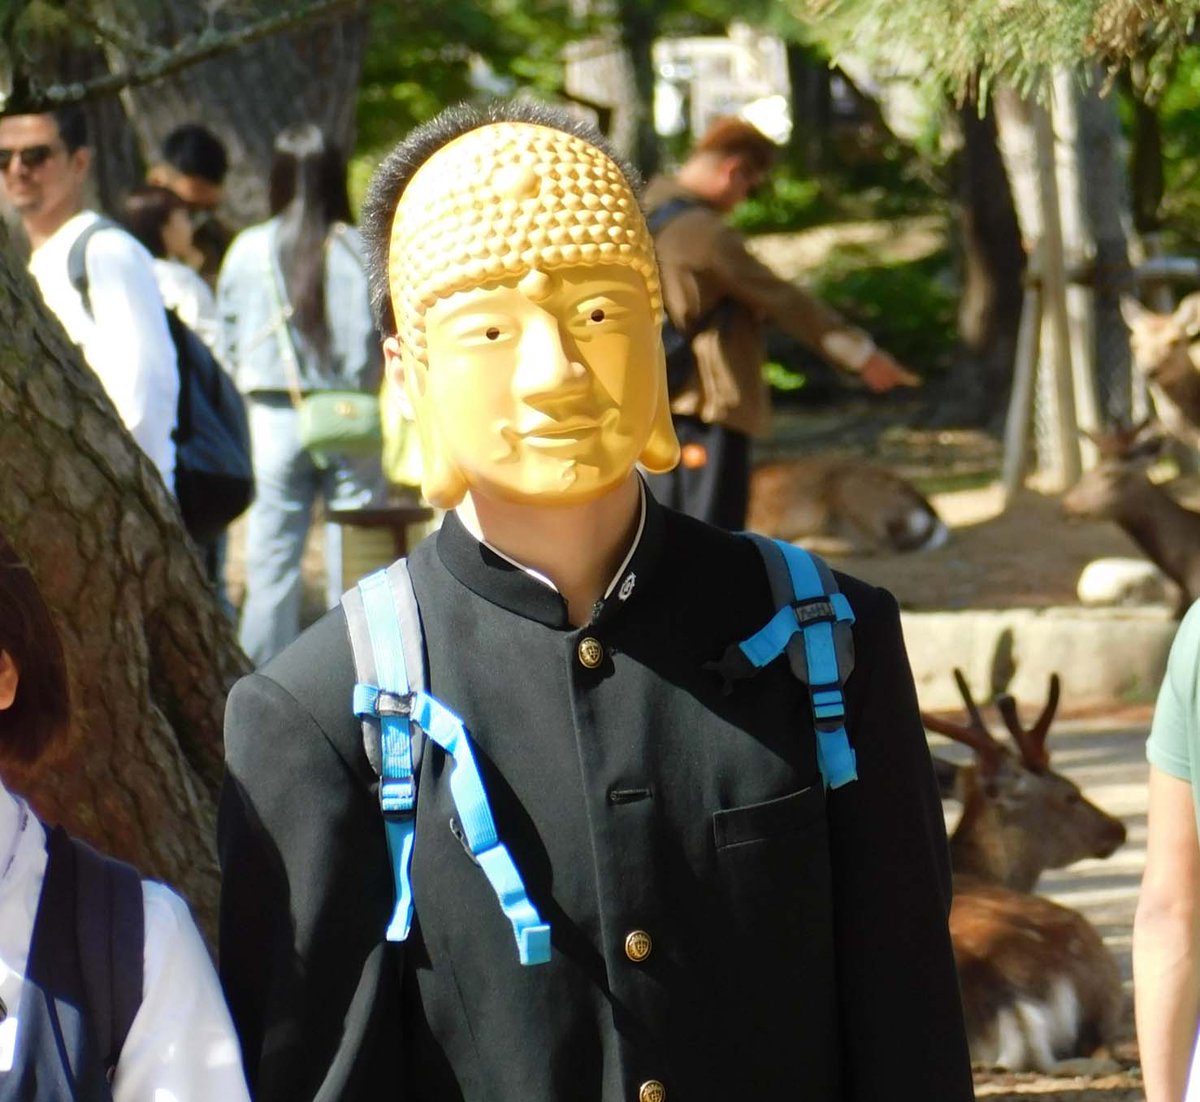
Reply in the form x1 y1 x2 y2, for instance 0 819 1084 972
435 480 667 629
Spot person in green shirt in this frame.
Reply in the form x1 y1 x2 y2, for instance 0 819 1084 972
1135 600 1200 1101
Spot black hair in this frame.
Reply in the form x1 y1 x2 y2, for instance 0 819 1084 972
361 99 637 338
161 123 228 185
120 184 187 259
0 543 69 765
52 105 88 154
268 123 352 357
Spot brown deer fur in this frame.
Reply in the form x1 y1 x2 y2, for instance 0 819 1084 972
924 671 1126 1071
1062 421 1200 617
1120 294 1200 450
747 457 948 554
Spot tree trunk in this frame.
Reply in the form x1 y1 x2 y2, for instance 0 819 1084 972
786 42 833 176
103 0 369 225
612 0 661 177
948 93 1025 425
0 220 249 934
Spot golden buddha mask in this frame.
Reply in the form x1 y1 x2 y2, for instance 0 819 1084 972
385 120 679 508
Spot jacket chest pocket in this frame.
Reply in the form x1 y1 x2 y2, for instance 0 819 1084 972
709 785 836 1015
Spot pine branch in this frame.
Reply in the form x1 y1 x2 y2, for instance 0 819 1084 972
2 0 375 113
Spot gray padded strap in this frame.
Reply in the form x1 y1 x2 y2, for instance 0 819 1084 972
743 533 814 685
342 559 427 778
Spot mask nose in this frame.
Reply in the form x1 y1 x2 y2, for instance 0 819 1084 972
515 316 589 409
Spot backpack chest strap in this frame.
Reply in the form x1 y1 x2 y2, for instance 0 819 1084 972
347 565 551 966
708 536 859 790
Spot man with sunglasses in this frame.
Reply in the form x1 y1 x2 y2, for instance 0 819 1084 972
0 106 179 493
643 117 918 530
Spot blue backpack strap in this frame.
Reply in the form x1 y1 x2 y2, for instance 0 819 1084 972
708 536 858 789
64 828 144 1077
342 562 551 965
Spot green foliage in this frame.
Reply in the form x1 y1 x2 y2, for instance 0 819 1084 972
763 360 809 391
1146 44 1200 248
811 245 958 374
731 169 832 233
788 0 1200 102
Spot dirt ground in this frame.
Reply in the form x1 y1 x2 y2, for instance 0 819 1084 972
760 410 1181 617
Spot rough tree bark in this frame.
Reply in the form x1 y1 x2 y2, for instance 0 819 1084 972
103 0 370 225
0 220 248 933
948 94 1025 426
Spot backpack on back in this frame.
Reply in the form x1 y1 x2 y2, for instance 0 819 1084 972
68 220 254 544
645 198 732 398
5 826 144 1099
341 537 856 965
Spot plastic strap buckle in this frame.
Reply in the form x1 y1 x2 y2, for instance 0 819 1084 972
791 596 836 627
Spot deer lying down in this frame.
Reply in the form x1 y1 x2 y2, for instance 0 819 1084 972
1120 294 1200 450
746 457 949 554
923 671 1126 1071
1062 420 1200 617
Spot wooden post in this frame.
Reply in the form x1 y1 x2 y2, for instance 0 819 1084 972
1002 269 1042 501
1033 96 1081 491
1052 72 1099 471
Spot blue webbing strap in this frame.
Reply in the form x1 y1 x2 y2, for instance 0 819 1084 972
408 692 551 966
349 566 551 965
730 536 859 790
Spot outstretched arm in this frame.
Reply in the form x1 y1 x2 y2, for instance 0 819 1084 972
706 224 920 390
1136 766 1200 1100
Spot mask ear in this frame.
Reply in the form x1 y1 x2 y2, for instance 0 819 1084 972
402 348 469 509
638 347 681 474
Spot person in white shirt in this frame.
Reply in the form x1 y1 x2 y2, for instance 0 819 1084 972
0 106 179 492
120 184 221 355
0 543 250 1101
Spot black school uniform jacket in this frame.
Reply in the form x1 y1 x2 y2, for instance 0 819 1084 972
218 496 973 1102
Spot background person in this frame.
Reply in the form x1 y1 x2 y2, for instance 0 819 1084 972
643 116 919 530
146 123 233 287
1134 599 1200 1100
0 106 179 493
0 544 250 1100
217 122 383 666
121 183 220 352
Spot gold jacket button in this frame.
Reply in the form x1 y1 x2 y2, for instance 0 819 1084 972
638 1080 666 1102
624 930 652 963
578 636 604 668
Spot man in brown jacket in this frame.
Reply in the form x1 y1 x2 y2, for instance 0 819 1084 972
643 117 918 529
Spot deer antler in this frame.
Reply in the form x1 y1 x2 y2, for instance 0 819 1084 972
994 674 1060 774
920 669 1005 774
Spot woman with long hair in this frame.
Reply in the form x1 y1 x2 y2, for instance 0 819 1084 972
217 123 383 664
0 544 250 1098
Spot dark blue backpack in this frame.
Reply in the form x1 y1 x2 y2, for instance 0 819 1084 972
646 198 733 397
68 220 254 544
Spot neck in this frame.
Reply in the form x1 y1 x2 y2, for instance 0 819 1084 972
675 161 724 208
25 204 81 251
457 475 642 626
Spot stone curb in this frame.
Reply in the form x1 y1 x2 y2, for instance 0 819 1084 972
901 606 1179 711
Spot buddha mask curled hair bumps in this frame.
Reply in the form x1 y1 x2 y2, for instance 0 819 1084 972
364 102 660 360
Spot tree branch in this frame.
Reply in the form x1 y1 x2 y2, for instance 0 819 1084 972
2 0 375 113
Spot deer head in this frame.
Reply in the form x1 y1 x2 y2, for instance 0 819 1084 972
1061 420 1165 521
923 669 1126 892
1121 292 1200 383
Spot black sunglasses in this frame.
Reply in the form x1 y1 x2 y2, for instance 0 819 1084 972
0 144 60 171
